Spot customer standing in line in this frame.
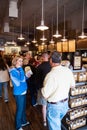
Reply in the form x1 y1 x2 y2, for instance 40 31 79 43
36 52 51 126
9 56 30 130
0 56 10 102
41 51 75 130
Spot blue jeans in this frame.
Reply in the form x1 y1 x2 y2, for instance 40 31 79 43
14 94 27 130
27 79 37 106
0 82 9 100
47 100 69 130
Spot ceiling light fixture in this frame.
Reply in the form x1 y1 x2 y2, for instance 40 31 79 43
78 0 87 39
41 42 45 45
26 41 30 45
50 39 55 44
32 38 37 43
61 5 67 42
50 17 55 44
26 23 30 45
53 0 62 38
12 23 17 46
35 43 38 47
36 0 49 31
40 31 47 41
18 5 25 40
24 44 27 47
12 40 17 46
32 16 37 43
40 35 47 41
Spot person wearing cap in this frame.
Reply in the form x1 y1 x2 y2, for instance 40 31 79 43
41 51 75 130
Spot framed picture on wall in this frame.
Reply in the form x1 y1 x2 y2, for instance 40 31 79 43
11 47 18 53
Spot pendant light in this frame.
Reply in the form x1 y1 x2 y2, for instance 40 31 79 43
26 23 30 45
78 0 87 39
32 37 37 43
61 5 67 42
50 17 55 44
18 5 25 40
32 16 37 43
36 0 49 31
53 0 62 38
35 43 39 47
40 31 47 41
12 23 17 46
41 42 45 45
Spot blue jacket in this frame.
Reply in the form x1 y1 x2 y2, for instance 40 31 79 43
9 67 27 95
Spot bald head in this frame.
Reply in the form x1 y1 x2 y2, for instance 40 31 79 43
42 52 49 62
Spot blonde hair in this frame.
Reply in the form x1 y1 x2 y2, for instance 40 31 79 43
12 56 22 67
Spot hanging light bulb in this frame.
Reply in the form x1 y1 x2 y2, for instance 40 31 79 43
36 0 49 31
12 40 17 46
35 43 39 46
32 16 37 43
53 0 62 38
40 35 47 41
18 5 25 40
53 30 61 38
24 44 27 47
32 38 37 43
41 42 45 45
50 17 55 44
26 41 30 45
61 5 67 42
12 23 17 46
78 32 87 39
50 39 55 44
78 0 87 39
26 23 31 45
40 31 47 41
61 36 67 42
18 34 24 40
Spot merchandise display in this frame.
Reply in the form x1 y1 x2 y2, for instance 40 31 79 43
62 68 87 130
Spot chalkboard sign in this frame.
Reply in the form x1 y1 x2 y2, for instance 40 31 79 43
73 56 82 70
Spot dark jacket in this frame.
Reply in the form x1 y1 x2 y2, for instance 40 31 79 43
36 61 51 89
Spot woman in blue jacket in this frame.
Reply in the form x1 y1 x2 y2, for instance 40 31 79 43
9 56 29 130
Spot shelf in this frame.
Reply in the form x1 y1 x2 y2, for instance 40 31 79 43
77 125 87 130
62 69 87 130
71 67 86 72
76 82 87 86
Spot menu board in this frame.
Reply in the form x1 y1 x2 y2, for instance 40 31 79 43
48 44 55 50
56 42 62 52
62 41 68 52
69 40 76 52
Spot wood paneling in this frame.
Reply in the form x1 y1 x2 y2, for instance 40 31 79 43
77 39 87 50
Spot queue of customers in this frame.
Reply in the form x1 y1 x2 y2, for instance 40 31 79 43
0 51 75 130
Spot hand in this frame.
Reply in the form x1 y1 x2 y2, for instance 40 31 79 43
26 73 31 78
